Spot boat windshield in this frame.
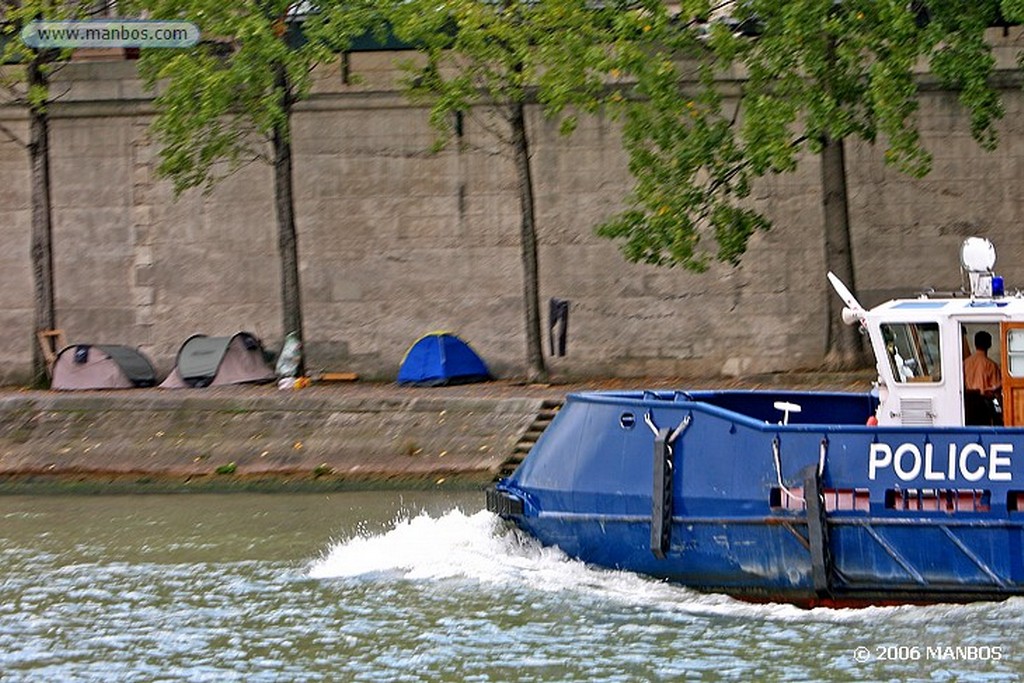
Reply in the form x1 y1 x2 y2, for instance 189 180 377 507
881 322 941 383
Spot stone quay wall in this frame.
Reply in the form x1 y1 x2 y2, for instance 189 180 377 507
0 389 543 489
0 32 1022 384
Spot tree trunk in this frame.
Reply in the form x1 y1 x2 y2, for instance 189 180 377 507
272 64 305 376
820 133 866 370
28 55 55 387
508 102 547 382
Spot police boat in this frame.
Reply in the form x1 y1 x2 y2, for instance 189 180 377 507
487 238 1024 607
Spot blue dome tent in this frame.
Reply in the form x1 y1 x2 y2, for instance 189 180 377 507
397 332 491 386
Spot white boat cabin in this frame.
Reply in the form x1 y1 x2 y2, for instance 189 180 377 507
833 238 1024 428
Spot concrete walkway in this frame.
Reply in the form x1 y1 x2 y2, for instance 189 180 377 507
0 372 874 492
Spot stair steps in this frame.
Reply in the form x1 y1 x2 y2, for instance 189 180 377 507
498 399 563 478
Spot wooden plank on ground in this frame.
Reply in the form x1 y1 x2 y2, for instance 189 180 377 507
318 372 359 382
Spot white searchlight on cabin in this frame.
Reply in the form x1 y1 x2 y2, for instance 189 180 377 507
961 236 1003 298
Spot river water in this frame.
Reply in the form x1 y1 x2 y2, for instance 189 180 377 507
0 491 1019 682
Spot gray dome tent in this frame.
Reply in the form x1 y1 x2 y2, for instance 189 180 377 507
51 344 157 390
159 332 275 388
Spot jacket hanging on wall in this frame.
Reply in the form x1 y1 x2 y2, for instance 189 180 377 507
549 298 569 357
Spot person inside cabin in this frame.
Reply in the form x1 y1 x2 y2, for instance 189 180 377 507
964 330 1002 425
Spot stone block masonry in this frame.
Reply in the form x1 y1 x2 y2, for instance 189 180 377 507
0 390 544 490
0 32 1022 384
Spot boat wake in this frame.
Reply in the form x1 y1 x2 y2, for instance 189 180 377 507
307 508 1023 624
308 508 572 584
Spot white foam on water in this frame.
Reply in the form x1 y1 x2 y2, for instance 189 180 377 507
308 508 569 584
307 509 795 619
308 509 1024 624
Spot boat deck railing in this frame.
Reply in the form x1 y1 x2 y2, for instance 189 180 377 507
573 388 880 428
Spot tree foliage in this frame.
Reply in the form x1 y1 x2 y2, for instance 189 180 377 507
131 0 382 198
599 0 1014 270
0 2 84 107
382 0 657 143
133 0 336 193
1003 0 1024 25
599 44 770 271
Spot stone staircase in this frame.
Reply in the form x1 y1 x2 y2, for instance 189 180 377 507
498 399 563 478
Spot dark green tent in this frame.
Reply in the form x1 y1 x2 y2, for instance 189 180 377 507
160 332 274 388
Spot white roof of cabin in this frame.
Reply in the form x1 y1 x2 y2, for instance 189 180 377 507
865 295 1024 322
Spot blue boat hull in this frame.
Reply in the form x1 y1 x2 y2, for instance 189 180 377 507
487 390 1024 607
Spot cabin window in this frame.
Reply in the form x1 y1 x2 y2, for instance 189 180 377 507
1007 330 1024 377
881 322 941 383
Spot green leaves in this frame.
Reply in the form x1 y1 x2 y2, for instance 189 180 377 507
125 0 1019 277
133 0 369 194
1004 0 1024 22
926 1 1004 151
598 60 766 271
0 1 88 114
598 0 1012 270
385 0 657 147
